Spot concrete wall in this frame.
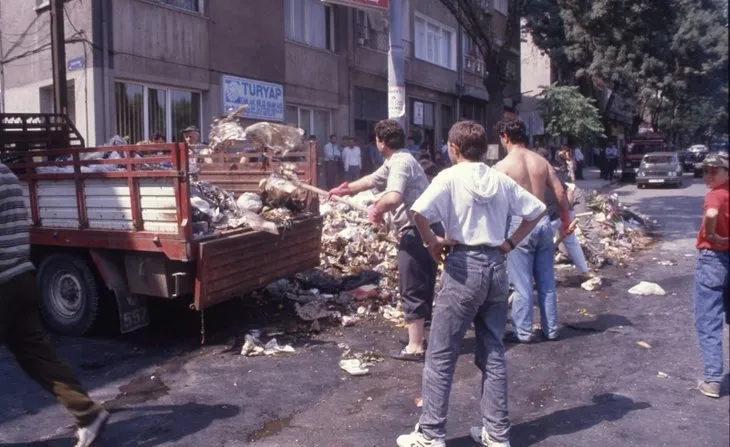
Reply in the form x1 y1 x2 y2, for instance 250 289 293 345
518 25 552 142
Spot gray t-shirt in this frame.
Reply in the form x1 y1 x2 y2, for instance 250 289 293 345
368 150 430 232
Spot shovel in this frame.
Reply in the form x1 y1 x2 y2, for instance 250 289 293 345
278 172 370 213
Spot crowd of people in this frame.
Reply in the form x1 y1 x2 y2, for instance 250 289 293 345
0 116 726 447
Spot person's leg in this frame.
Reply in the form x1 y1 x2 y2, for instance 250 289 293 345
694 251 729 384
473 257 511 444
418 251 488 440
533 217 559 340
396 228 438 357
3 272 102 427
507 217 537 341
352 167 361 180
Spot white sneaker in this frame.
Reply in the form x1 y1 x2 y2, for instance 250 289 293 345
396 424 446 447
75 409 110 447
470 426 510 447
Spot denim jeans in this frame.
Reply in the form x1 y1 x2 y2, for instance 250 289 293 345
550 210 590 274
507 215 559 340
419 247 510 441
694 249 729 383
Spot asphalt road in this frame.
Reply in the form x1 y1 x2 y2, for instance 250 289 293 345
0 171 728 447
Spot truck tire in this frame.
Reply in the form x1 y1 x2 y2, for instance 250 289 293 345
37 253 100 336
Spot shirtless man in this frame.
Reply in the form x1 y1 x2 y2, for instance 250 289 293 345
494 115 571 343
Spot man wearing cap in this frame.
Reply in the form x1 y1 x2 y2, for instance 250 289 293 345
693 151 729 399
182 125 201 145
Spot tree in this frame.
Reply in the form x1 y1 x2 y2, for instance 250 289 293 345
538 84 606 145
436 0 522 142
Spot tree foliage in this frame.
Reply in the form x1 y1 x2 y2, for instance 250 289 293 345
538 84 606 145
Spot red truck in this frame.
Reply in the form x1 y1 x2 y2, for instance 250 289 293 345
1 113 322 336
621 132 668 181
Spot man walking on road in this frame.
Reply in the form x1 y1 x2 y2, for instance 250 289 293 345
396 120 546 447
604 144 619 180
494 115 571 343
0 163 110 447
693 152 729 399
329 120 441 361
341 137 362 181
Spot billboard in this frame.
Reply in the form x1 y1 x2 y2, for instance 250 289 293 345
322 0 389 12
222 75 284 122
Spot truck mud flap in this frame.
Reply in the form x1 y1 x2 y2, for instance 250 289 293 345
194 217 323 310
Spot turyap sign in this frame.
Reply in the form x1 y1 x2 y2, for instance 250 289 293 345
222 75 284 122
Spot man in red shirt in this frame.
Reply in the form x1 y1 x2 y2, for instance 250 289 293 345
693 152 729 398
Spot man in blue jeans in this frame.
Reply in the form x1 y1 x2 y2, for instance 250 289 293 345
396 121 546 447
493 115 571 343
693 152 729 398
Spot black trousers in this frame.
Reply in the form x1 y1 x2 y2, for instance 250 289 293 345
0 272 101 427
397 224 443 322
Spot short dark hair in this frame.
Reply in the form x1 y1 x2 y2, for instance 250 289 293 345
330 134 337 139
448 120 487 161
374 119 405 150
308 135 317 141
495 113 528 145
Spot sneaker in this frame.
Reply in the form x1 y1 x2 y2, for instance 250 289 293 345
75 409 110 447
698 381 721 398
470 426 510 447
396 424 445 447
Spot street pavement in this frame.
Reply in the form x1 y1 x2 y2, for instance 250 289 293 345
0 171 728 447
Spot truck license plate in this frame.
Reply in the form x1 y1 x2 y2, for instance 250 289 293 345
648 179 664 183
115 293 151 333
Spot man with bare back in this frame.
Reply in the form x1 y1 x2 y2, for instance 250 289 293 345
494 115 571 343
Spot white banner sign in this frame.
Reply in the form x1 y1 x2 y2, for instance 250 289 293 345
413 101 424 126
388 85 406 119
222 75 284 122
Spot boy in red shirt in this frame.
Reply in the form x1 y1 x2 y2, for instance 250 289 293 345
694 152 729 398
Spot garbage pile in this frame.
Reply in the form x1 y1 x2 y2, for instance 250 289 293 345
567 191 656 267
318 191 400 293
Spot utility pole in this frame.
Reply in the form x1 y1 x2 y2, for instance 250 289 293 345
387 0 406 128
50 0 68 116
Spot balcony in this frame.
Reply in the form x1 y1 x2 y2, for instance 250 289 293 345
464 54 487 77
356 29 414 58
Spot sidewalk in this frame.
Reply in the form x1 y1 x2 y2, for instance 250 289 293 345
576 166 620 192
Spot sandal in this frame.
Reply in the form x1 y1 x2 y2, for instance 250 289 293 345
390 347 425 362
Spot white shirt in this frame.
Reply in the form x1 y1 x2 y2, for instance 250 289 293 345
341 145 361 170
323 143 341 161
411 162 546 246
605 147 619 159
574 147 584 162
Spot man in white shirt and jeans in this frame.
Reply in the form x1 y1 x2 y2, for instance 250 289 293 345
323 134 341 189
573 146 584 180
341 137 362 181
396 121 546 447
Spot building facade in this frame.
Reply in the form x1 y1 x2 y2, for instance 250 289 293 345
1 0 517 156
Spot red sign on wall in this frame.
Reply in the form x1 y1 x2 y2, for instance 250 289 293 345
322 0 389 12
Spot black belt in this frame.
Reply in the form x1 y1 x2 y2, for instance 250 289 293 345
452 243 499 252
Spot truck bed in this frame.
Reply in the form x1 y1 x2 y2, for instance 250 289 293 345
4 142 322 309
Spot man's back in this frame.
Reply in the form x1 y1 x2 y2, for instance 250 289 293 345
495 147 550 203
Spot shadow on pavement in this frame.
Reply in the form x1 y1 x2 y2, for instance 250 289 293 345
445 393 650 447
0 403 241 447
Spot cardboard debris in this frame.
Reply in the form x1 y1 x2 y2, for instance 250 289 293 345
240 331 295 357
628 281 667 296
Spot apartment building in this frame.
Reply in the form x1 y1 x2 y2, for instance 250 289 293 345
0 0 518 152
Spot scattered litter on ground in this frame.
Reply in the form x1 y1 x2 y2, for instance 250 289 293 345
240 331 295 357
657 260 677 266
581 277 602 291
415 397 423 408
339 359 370 376
577 308 596 318
338 344 384 376
629 281 667 296
657 371 670 379
637 341 653 349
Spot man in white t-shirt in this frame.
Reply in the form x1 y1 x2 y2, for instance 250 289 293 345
396 120 546 447
323 134 342 189
341 137 362 181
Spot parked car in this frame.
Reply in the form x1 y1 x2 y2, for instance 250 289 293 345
636 152 684 188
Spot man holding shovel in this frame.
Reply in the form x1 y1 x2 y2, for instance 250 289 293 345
329 119 441 361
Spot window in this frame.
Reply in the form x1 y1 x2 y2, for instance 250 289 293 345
154 0 202 13
285 105 330 143
494 0 508 16
115 82 201 143
414 14 456 70
462 34 486 76
284 0 334 50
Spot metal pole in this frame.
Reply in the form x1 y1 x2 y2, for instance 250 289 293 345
50 0 68 115
387 0 405 128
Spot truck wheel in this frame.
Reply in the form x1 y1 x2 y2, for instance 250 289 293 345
37 254 100 336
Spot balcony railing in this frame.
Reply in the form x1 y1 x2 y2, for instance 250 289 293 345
464 54 487 77
356 29 414 58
